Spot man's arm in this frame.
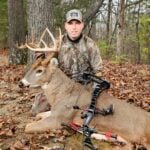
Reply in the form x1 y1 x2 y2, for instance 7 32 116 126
87 39 102 77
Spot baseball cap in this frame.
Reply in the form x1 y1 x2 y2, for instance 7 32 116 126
66 9 82 22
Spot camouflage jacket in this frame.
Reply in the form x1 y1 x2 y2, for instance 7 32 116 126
58 34 102 79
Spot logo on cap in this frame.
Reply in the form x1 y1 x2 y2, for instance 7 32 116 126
66 9 82 22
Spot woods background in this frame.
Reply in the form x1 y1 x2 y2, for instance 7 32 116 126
0 1 149 149
0 0 149 64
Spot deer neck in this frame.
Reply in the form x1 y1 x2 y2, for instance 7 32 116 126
42 67 75 91
52 67 73 86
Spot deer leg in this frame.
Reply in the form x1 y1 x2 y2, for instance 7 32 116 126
31 92 51 116
35 111 52 120
25 115 61 133
73 114 83 125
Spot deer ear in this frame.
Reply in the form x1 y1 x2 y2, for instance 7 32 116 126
50 58 58 66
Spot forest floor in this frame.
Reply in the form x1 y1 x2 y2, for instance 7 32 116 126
0 50 149 150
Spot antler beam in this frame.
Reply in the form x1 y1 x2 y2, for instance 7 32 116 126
17 28 62 52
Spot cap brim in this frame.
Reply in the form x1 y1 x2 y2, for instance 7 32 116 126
67 19 82 23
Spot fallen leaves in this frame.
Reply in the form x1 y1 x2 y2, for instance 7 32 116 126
0 59 149 149
0 117 16 139
102 61 150 111
10 140 29 150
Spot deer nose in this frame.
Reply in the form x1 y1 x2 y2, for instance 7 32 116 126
18 81 24 88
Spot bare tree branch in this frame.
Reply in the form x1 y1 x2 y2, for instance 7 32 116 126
125 0 143 8
83 0 105 26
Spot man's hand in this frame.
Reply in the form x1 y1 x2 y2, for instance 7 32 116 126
95 72 102 77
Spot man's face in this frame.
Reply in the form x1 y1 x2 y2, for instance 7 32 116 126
65 20 84 40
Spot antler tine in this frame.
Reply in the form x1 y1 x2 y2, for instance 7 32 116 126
16 28 60 52
57 28 62 51
38 28 49 48
41 28 62 65
25 28 58 52
45 28 57 50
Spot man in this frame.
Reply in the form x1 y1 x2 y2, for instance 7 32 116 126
58 9 102 81
31 9 103 116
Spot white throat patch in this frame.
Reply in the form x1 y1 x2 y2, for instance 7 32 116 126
42 83 49 89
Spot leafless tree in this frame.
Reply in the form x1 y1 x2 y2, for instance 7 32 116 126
116 0 125 59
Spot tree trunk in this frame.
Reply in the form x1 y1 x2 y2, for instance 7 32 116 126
116 0 125 59
27 0 54 64
135 2 141 64
7 0 27 64
106 0 112 45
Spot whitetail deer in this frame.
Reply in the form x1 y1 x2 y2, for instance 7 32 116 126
19 28 150 149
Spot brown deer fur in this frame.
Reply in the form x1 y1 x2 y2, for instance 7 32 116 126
22 61 150 149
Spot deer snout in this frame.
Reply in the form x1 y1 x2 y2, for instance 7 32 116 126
18 81 24 88
18 79 30 88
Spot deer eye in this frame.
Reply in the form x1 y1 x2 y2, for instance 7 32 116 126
36 69 43 74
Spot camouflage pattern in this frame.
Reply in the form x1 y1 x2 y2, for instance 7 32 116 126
58 34 102 79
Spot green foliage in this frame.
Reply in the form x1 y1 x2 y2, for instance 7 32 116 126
97 40 114 59
0 0 8 48
139 14 150 63
141 47 150 64
111 54 130 64
139 15 150 46
97 39 131 64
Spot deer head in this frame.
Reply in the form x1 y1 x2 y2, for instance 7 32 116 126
19 28 61 89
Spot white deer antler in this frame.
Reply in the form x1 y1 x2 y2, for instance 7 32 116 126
17 28 62 52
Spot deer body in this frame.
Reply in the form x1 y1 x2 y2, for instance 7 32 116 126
20 61 150 149
19 28 150 148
